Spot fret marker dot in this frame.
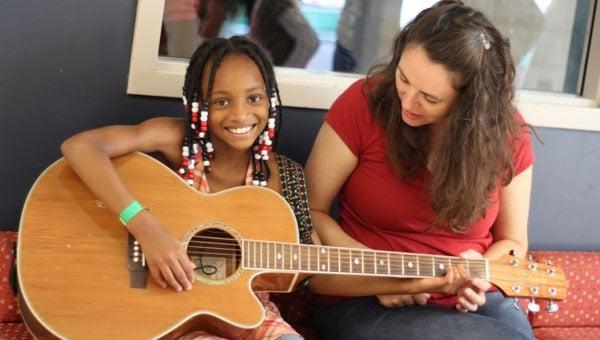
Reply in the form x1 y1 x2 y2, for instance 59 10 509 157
408 262 413 268
277 253 282 260
438 264 445 270
293 254 298 261
354 258 360 265
379 260 384 265
321 264 326 270
321 248 326 254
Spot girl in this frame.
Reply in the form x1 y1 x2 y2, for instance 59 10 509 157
61 36 310 340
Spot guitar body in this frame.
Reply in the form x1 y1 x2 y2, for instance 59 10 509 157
18 153 300 339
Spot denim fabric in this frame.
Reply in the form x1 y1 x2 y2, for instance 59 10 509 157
333 43 357 73
314 292 533 340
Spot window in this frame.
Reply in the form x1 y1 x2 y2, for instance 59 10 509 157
128 0 600 131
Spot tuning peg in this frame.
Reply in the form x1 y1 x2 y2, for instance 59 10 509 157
548 300 559 313
528 297 540 313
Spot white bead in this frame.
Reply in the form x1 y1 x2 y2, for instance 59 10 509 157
179 168 185 174
188 164 194 170
199 132 205 138
203 160 210 166
190 124 196 129
260 181 267 186
186 179 194 186
252 180 260 185
193 143 199 152
254 153 261 159
266 140 272 146
192 102 199 108
262 155 269 161
261 150 268 155
191 107 199 113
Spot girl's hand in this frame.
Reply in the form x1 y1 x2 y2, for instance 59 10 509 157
128 212 196 292
377 293 431 307
455 250 492 312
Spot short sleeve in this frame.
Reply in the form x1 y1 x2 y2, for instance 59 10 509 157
512 112 535 175
324 79 373 157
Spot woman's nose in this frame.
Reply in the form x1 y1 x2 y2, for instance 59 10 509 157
401 88 418 112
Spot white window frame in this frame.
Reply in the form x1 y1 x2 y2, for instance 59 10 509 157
127 0 600 132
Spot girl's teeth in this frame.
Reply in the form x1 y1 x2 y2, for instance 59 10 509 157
229 126 252 134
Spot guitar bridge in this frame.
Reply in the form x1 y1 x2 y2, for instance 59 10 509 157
127 233 148 288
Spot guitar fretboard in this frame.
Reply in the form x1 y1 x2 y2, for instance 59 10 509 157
242 240 488 279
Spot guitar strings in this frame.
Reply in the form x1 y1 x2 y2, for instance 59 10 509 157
186 236 489 276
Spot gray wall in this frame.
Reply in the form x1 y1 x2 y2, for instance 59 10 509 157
1 1 598 250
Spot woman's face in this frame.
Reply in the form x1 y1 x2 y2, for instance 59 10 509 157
201 54 269 154
395 44 459 129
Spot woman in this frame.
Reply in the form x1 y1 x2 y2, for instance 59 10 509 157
305 1 534 339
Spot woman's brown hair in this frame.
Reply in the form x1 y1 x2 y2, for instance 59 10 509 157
368 0 523 232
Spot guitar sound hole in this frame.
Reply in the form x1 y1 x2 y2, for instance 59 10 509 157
188 228 241 282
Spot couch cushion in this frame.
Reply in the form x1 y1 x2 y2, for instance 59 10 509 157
0 322 32 340
0 231 20 323
528 251 600 328
534 326 600 340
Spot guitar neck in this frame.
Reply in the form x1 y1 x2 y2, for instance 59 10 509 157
242 240 488 280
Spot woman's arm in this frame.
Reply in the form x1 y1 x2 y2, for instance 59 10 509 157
485 166 533 260
305 122 469 296
455 165 533 311
60 117 196 292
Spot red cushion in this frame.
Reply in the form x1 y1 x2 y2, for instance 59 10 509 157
0 232 20 323
534 326 600 340
0 322 32 340
528 251 600 328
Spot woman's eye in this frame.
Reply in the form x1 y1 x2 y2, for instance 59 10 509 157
424 96 439 104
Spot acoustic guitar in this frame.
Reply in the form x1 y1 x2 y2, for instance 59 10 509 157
17 152 568 339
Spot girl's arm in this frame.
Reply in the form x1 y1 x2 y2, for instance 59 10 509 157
60 117 196 292
305 122 470 296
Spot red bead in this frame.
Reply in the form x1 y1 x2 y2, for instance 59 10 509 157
187 172 194 179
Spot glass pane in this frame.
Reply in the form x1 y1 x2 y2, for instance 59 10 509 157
159 0 594 94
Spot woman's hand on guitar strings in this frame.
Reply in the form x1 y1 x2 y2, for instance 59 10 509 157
455 250 492 312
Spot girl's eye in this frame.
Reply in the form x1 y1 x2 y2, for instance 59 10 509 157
248 95 263 104
213 99 229 107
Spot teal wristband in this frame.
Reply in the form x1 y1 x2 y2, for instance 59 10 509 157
119 200 145 226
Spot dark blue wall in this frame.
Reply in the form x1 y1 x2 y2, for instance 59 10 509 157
1 1 599 250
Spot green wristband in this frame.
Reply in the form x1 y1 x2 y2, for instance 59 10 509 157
119 200 145 226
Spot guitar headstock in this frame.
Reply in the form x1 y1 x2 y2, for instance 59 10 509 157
489 254 568 302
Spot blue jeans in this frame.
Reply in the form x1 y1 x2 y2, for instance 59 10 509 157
333 43 357 73
314 292 533 340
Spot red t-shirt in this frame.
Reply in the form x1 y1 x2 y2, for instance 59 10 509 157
325 79 534 305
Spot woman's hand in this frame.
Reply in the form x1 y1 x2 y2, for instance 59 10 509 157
127 212 196 292
377 293 431 307
455 250 492 312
